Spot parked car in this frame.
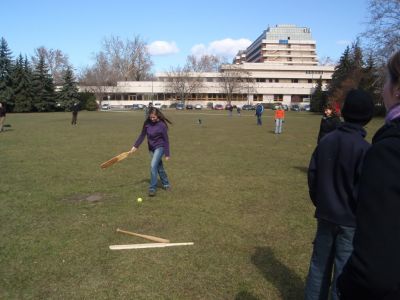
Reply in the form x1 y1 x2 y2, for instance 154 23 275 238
303 104 311 111
225 104 233 110
176 103 184 110
242 104 255 110
214 104 224 110
194 104 203 110
101 103 110 111
291 104 300 111
186 104 193 110
131 104 140 110
137 104 145 109
153 102 162 109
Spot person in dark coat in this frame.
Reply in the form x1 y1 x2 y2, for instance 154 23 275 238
337 51 400 300
71 102 80 125
0 102 6 132
317 104 342 143
304 89 374 300
255 103 264 125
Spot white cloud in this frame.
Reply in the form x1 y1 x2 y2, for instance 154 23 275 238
336 40 351 45
190 38 252 58
147 41 179 56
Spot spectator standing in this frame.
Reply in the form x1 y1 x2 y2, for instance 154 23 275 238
304 89 375 300
0 103 6 132
255 103 264 125
317 104 342 143
338 51 400 300
274 106 285 134
71 102 80 125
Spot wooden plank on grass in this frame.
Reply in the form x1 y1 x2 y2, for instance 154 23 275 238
109 242 194 250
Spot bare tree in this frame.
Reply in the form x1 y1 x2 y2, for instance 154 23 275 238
31 47 71 85
185 54 226 72
165 66 204 104
102 35 153 81
79 52 116 105
363 0 400 62
219 65 254 104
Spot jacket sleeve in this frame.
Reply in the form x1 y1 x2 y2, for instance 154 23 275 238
307 148 318 206
339 140 400 298
133 126 147 148
161 123 170 157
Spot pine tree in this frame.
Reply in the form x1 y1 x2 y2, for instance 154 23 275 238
310 76 327 112
12 55 34 112
57 66 79 111
329 46 352 94
32 53 56 111
0 37 14 111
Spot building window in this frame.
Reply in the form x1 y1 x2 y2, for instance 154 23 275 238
269 79 273 83
291 79 298 83
308 79 312 83
274 94 283 101
274 79 279 83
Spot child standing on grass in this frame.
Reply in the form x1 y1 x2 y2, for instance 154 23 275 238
130 107 172 197
274 106 285 134
317 104 342 143
305 89 374 300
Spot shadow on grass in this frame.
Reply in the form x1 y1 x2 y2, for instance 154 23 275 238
293 166 308 174
235 290 259 300
252 247 304 300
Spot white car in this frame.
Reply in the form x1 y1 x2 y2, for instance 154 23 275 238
153 103 162 109
101 103 110 110
194 104 203 110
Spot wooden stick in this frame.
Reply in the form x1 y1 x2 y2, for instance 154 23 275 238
109 242 194 250
116 228 170 243
100 151 131 169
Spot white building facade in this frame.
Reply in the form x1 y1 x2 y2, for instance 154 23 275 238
83 24 334 108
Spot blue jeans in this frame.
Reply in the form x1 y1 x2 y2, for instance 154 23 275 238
304 219 355 300
149 147 169 191
256 115 262 125
275 119 283 133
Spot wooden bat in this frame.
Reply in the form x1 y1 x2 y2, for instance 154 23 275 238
100 151 131 169
109 242 194 250
116 228 170 243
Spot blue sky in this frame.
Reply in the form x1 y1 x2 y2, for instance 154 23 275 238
1 0 369 74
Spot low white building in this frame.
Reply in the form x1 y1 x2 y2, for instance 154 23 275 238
82 24 335 108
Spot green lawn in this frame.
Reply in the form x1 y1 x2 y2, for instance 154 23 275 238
0 110 382 299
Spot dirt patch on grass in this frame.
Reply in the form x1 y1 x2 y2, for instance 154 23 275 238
62 193 105 203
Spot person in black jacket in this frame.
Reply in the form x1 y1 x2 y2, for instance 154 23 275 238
317 104 342 143
338 51 400 300
304 89 374 300
71 102 80 125
0 102 6 132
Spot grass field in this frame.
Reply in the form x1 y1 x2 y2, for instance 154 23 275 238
0 109 382 299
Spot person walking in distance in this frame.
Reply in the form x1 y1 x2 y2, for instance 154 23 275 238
338 51 400 300
255 103 264 125
304 89 375 300
71 102 80 125
317 104 342 143
274 105 285 134
0 103 6 132
131 107 172 197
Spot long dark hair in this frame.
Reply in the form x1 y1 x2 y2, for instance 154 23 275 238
144 107 172 128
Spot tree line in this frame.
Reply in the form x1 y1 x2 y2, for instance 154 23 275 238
311 0 400 114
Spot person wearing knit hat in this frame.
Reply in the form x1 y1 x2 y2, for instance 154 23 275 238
341 89 374 125
305 89 374 300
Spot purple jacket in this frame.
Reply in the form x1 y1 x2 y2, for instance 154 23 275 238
133 120 170 156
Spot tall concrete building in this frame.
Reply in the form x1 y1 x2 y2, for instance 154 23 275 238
234 24 318 66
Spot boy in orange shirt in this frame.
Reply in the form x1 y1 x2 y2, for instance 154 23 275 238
274 106 285 134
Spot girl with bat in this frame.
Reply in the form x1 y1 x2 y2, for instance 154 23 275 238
130 107 172 197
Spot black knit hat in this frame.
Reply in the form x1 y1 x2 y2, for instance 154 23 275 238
342 89 374 125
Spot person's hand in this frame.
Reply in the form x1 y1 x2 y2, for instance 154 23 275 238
130 146 137 153
165 156 170 161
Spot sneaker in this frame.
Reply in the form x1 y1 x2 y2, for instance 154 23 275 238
148 190 156 197
162 185 171 191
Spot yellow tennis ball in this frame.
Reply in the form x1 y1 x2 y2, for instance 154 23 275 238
137 197 143 203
